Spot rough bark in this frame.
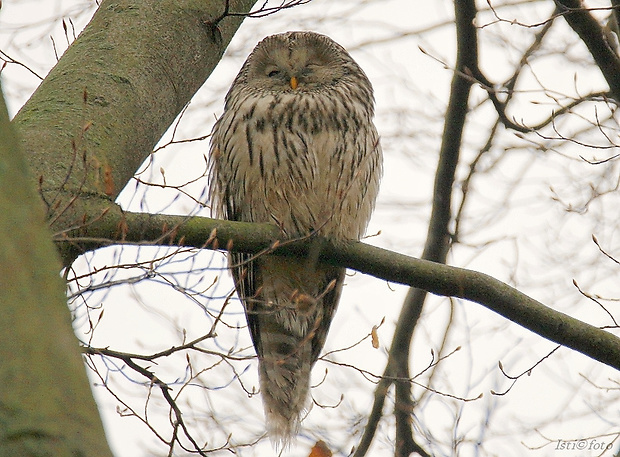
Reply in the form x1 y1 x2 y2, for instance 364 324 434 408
52 209 620 372
0 85 113 456
3 0 257 453
12 0 257 265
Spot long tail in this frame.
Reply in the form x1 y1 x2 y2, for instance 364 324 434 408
257 315 314 447
237 255 344 446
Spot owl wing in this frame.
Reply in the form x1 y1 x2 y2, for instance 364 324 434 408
229 251 264 356
222 192 265 357
308 266 345 364
231 251 345 365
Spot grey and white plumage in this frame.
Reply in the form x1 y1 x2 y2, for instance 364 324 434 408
208 31 382 445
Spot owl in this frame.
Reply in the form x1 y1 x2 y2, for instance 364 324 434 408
208 31 382 445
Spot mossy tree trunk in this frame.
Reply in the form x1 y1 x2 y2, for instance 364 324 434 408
12 0 257 266
0 85 113 456
3 0 256 455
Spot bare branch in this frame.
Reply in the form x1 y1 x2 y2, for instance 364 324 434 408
555 0 620 100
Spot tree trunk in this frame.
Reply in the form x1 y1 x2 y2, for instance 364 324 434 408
0 84 113 456
3 1 256 454
12 0 257 265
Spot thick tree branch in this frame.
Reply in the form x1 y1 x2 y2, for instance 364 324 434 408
54 205 620 371
0 85 113 456
555 0 620 100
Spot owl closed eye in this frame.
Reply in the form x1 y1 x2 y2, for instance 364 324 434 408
241 34 352 92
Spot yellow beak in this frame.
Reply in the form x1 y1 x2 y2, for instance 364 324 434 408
290 76 298 90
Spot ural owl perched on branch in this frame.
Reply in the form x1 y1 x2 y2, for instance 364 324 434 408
209 31 382 444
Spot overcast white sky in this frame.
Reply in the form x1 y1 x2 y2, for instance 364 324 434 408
1 1 619 456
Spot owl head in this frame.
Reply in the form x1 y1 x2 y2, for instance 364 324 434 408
230 31 372 96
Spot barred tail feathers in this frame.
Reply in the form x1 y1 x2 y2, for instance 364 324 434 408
258 327 313 446
242 256 344 445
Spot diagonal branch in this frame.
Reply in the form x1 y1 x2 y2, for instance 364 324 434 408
356 1 480 456
56 206 620 369
555 0 620 99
